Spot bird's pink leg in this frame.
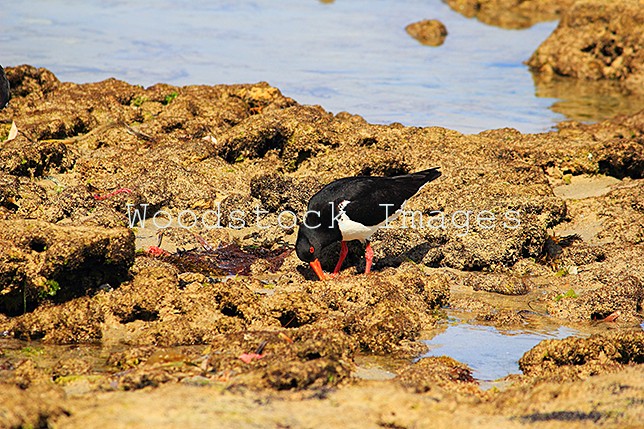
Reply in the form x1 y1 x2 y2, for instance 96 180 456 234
364 241 374 274
333 241 349 275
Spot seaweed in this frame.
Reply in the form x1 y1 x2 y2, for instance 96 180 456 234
154 240 291 276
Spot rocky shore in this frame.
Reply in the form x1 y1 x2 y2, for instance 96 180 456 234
1 1 643 427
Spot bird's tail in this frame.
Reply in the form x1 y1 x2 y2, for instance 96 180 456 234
391 167 441 195
402 167 441 183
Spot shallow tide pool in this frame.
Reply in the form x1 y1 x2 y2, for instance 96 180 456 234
423 322 579 382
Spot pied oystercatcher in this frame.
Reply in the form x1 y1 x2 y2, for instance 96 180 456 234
0 66 10 110
296 167 441 280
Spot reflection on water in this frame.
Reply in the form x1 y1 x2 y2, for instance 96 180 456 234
1 0 639 133
533 74 644 123
423 323 578 382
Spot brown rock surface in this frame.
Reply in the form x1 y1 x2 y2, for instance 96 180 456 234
446 0 575 29
519 331 644 380
527 0 644 94
405 19 448 46
0 65 642 428
0 219 134 315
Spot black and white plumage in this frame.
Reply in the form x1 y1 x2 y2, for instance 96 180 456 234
295 167 441 280
0 66 10 110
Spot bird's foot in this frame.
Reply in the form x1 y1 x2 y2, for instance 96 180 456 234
332 241 349 276
364 242 374 274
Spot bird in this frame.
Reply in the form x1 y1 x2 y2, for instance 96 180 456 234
296 167 441 280
0 65 10 110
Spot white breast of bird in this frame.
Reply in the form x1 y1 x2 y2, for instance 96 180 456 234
335 199 405 242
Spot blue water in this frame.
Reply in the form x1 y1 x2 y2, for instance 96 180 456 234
423 323 578 381
0 1 636 133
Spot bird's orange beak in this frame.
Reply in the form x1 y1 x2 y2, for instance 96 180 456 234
309 259 327 281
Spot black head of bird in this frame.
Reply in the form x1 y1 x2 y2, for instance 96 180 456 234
295 209 339 280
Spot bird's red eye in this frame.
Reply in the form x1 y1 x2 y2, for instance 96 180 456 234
309 246 315 253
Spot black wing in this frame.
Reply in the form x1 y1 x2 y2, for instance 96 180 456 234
309 168 441 227
0 66 10 110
